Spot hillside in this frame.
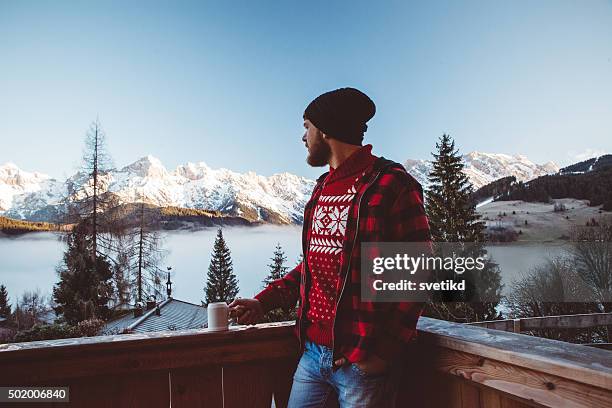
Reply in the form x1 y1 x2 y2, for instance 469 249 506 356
0 216 63 235
477 199 610 242
102 203 254 230
498 166 612 211
0 202 255 237
559 154 612 174
472 176 517 205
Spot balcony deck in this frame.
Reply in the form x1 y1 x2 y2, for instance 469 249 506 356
0 317 610 407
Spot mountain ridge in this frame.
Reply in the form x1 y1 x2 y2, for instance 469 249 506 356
0 152 562 224
404 151 559 190
0 156 315 224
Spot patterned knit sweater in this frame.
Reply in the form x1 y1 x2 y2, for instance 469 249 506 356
305 144 376 346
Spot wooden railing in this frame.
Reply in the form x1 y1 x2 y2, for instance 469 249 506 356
468 312 612 350
467 312 612 333
0 317 610 407
415 318 611 408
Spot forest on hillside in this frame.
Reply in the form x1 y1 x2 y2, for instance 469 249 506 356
0 216 63 235
494 167 612 211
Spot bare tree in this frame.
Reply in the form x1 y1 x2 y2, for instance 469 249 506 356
63 119 124 259
110 234 133 310
53 119 132 323
506 257 602 343
60 120 132 308
12 290 50 330
126 203 168 304
58 121 170 311
570 220 612 312
569 219 612 341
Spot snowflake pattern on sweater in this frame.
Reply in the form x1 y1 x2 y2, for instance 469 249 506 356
307 182 358 322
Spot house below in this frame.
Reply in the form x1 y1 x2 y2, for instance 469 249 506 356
100 297 208 335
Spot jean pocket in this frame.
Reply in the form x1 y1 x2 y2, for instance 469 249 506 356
350 362 365 376
350 362 387 379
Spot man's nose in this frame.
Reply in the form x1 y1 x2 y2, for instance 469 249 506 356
302 133 306 142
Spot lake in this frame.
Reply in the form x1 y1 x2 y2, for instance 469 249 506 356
0 225 303 306
0 226 568 307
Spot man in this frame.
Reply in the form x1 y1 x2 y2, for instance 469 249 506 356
229 87 431 407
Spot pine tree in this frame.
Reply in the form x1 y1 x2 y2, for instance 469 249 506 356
204 229 239 305
426 134 484 242
53 221 115 325
263 243 289 287
424 134 502 322
0 284 11 318
262 244 296 322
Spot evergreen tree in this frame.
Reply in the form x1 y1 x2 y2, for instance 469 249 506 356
204 229 239 305
426 134 484 242
424 134 502 322
262 244 296 322
53 221 114 324
0 284 11 318
263 243 289 287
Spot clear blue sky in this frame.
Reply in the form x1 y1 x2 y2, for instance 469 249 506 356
1 0 611 180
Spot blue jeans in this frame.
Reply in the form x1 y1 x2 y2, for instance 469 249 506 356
287 340 396 408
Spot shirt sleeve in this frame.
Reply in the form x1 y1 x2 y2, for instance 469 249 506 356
254 262 302 314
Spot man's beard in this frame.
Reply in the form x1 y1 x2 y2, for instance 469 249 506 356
306 139 331 167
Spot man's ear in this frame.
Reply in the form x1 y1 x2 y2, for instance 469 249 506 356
321 132 330 140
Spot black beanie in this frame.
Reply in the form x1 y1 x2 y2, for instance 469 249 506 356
303 87 376 145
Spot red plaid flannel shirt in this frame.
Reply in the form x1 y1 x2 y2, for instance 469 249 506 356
255 157 431 363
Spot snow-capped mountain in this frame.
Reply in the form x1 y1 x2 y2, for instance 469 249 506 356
0 163 55 212
1 151 558 224
1 156 315 224
404 152 559 190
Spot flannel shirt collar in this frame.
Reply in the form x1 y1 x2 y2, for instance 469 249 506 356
326 144 375 184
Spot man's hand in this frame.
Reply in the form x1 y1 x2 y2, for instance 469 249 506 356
228 298 264 325
334 354 389 375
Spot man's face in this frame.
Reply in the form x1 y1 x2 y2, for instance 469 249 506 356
302 119 331 167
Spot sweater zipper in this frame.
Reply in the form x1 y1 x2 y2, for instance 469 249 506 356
331 167 387 363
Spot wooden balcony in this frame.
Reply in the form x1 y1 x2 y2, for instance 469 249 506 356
0 317 610 407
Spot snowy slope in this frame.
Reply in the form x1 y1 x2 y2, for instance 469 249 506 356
1 151 558 224
1 157 315 224
404 152 559 190
0 163 54 212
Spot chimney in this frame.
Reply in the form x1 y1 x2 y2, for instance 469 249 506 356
146 295 157 311
133 303 143 318
155 306 161 316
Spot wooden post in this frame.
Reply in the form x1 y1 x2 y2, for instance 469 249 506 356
513 319 521 333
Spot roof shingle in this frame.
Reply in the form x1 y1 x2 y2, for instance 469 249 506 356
101 298 208 335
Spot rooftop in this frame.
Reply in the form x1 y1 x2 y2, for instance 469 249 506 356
101 298 207 335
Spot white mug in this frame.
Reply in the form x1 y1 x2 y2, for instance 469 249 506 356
207 302 229 331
